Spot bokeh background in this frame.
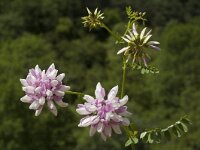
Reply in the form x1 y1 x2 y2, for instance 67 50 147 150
0 0 199 150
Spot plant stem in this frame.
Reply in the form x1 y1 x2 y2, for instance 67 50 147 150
123 126 135 150
65 91 84 96
100 23 121 41
121 57 127 98
121 58 135 150
123 20 131 36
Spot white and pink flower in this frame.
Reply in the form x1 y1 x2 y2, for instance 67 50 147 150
117 23 160 66
20 64 70 116
76 82 131 141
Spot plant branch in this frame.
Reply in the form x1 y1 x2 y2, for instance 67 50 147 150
65 91 85 96
121 57 127 98
100 23 121 41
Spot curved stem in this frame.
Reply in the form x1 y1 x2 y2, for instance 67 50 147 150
65 91 85 96
123 20 131 36
100 23 121 41
121 57 127 98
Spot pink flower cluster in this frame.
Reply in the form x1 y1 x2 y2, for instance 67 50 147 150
20 65 132 141
76 82 131 141
20 64 70 116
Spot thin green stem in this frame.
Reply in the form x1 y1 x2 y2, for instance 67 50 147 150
100 23 121 41
121 57 127 98
121 58 135 150
65 91 84 96
123 126 135 150
123 20 131 36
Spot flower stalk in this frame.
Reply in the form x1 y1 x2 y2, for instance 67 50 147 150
100 23 121 41
121 57 127 98
65 91 85 96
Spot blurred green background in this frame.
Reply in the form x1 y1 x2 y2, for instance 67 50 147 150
0 0 199 150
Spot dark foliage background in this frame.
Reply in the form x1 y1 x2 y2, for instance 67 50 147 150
0 0 199 150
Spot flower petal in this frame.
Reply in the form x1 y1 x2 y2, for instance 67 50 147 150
89 126 96 136
78 116 97 127
20 95 32 103
56 73 65 82
119 95 128 106
122 118 130 126
47 100 56 110
47 69 58 79
51 80 58 87
119 111 132 117
46 90 53 97
49 107 58 116
22 86 35 94
143 57 148 67
35 65 41 75
108 85 118 100
39 97 45 105
132 23 138 36
140 27 147 40
97 122 104 133
35 106 43 116
20 79 28 86
76 107 91 115
86 7 92 14
95 82 105 100
29 101 40 110
35 87 42 94
47 63 55 73
85 103 97 112
47 100 57 116
101 133 107 141
59 85 70 92
145 29 152 37
104 126 112 137
122 37 130 43
148 41 160 45
117 46 130 55
143 34 152 44
149 45 161 51
111 124 122 134
55 100 68 107
54 90 65 97
83 95 95 103
111 113 123 122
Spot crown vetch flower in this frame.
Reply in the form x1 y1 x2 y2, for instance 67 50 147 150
20 64 70 116
82 8 104 30
117 23 160 66
76 82 131 141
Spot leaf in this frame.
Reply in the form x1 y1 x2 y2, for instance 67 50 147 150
125 6 146 21
176 122 185 133
163 130 171 140
179 122 188 132
139 116 191 144
130 63 159 74
140 132 147 139
141 68 146 74
153 131 162 143
125 138 133 147
172 126 181 138
145 69 150 74
181 117 192 125
125 137 139 147
132 137 139 144
147 132 154 143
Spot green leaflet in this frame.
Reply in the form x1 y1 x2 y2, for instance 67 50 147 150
139 116 191 144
